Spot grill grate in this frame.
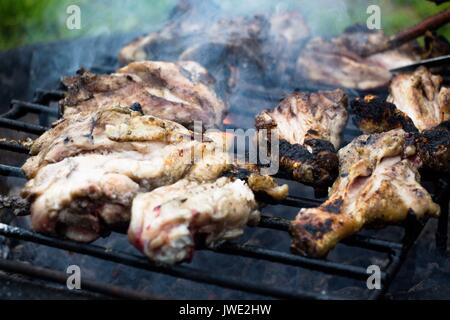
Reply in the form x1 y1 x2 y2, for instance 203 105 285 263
0 84 448 300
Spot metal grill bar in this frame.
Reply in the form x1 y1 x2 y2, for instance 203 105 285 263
0 223 331 299
34 89 65 101
0 140 29 154
0 164 25 178
11 100 59 116
0 258 158 300
258 215 403 253
210 242 387 281
0 118 47 135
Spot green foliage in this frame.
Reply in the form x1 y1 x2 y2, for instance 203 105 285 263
0 0 175 50
0 0 449 50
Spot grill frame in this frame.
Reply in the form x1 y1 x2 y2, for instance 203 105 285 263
0 84 448 300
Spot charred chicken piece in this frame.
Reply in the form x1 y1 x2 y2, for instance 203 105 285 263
414 120 450 173
255 89 348 149
255 90 341 187
61 61 226 129
296 26 418 90
22 106 194 178
351 95 418 134
129 176 260 264
351 96 450 173
387 67 450 131
278 139 338 187
290 129 440 257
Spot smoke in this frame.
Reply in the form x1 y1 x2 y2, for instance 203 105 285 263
25 0 372 91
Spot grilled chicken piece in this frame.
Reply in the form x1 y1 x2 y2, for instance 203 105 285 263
351 96 450 173
22 105 195 178
278 139 338 187
255 90 343 187
223 165 289 202
387 67 450 131
119 4 309 64
351 95 417 134
61 61 226 129
129 176 260 264
255 126 339 187
21 129 230 242
290 129 440 257
415 120 450 173
296 26 418 90
255 89 348 149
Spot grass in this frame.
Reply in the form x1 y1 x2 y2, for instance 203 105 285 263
0 0 449 50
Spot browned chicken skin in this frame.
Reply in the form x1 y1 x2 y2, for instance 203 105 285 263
255 89 345 187
22 106 195 178
296 26 419 90
290 129 440 257
61 61 226 129
387 67 450 131
129 176 260 264
277 139 338 187
351 95 450 173
255 89 348 149
350 68 450 174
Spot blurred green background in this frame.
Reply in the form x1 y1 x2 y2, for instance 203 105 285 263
0 0 449 51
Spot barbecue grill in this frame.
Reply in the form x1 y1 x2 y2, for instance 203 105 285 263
0 61 448 299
